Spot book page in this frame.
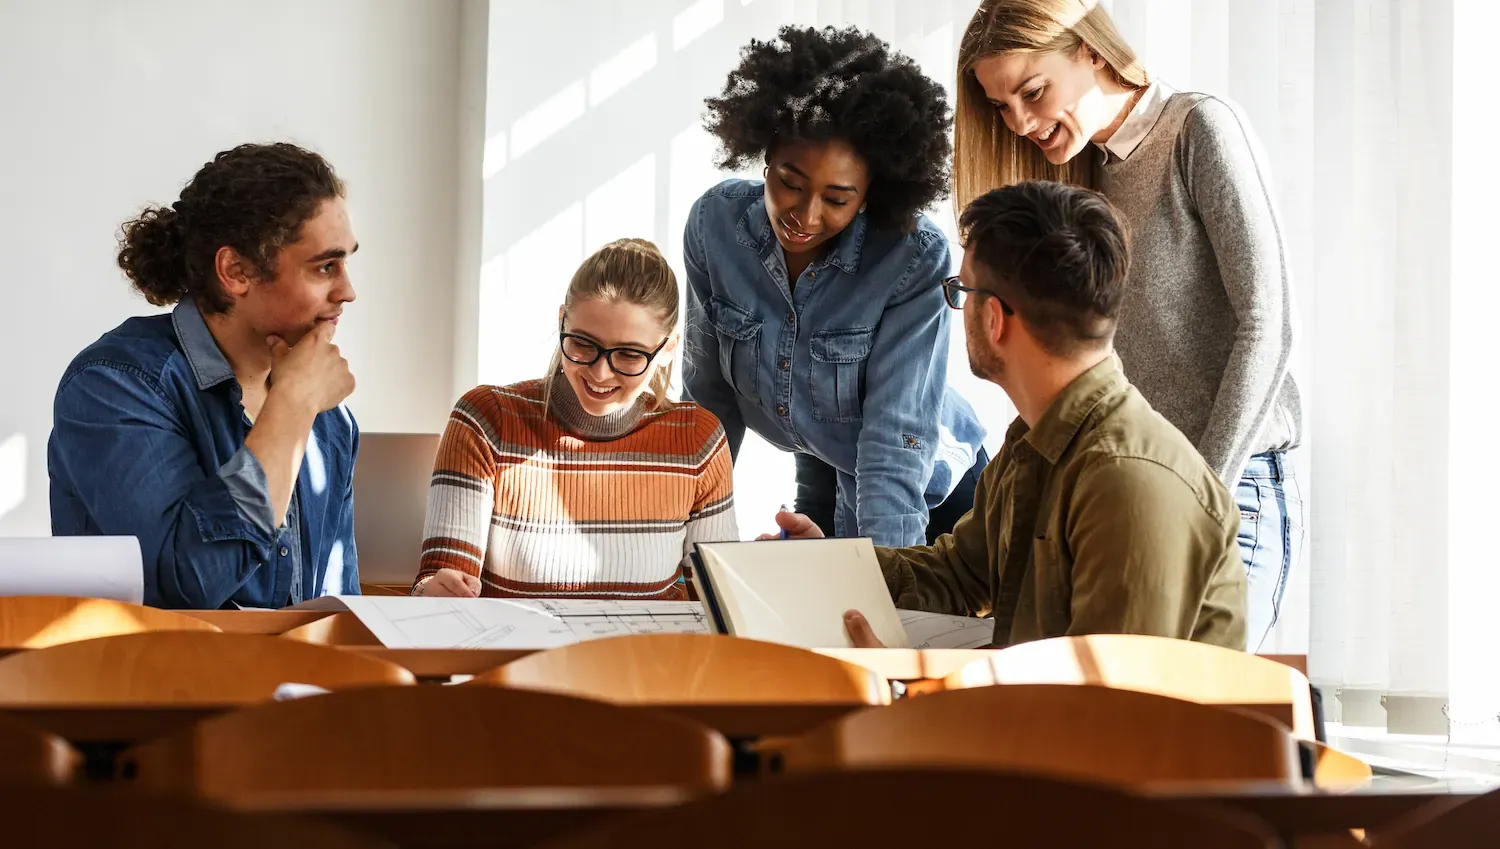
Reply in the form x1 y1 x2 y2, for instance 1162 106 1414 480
697 538 909 649
296 596 709 649
898 609 994 649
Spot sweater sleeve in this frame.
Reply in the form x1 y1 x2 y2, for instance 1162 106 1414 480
683 416 737 552
1182 97 1295 484
415 387 498 588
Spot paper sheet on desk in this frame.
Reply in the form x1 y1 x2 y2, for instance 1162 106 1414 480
0 536 143 603
898 610 994 649
292 596 711 649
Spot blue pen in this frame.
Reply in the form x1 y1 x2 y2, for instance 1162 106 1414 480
778 504 790 539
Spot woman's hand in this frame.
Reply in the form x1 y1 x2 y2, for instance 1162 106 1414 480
412 568 481 598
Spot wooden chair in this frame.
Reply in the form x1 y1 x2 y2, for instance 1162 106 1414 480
537 768 1276 849
1371 786 1500 848
1311 740 1373 788
778 683 1301 787
0 631 414 705
281 611 383 646
121 684 732 798
474 633 890 705
0 595 220 648
945 633 1318 739
3 785 389 849
0 713 79 784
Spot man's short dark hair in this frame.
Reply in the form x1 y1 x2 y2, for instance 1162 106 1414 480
959 181 1129 356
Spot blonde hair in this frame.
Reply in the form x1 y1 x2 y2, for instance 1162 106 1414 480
955 0 1149 215
542 238 680 415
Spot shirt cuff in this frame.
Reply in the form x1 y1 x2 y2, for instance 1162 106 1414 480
219 446 279 535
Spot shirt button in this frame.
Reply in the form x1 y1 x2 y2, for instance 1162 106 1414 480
280 547 290 557
780 359 790 371
808 271 817 281
785 311 795 322
777 405 789 417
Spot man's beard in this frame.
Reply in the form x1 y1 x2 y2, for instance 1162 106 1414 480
966 336 1003 384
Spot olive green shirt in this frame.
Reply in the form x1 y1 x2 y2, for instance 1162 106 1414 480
878 355 1247 649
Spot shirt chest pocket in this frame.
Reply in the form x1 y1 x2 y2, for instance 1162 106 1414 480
706 297 762 402
810 326 875 424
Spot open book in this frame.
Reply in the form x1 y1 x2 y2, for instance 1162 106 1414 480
690 538 995 650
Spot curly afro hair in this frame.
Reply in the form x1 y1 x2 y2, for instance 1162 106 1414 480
704 25 953 233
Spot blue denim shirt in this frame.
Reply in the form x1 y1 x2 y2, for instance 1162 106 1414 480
682 179 986 547
48 302 360 609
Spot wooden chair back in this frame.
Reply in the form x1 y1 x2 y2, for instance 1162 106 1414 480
475 633 889 705
0 595 220 648
1372 786 1500 848
122 684 732 797
537 768 1276 849
779 683 1300 786
0 632 414 704
0 713 80 784
281 611 384 646
946 633 1317 738
1311 740 1373 787
3 785 389 849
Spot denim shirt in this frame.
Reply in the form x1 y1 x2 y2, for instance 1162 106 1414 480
48 302 360 609
682 179 986 547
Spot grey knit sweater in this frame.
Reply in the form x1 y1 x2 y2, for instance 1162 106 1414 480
1099 89 1301 485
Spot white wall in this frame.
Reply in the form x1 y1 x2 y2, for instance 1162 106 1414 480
477 0 1015 538
0 0 465 535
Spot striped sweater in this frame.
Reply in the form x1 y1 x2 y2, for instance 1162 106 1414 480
417 375 738 598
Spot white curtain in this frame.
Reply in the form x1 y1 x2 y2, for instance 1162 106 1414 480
478 0 1498 743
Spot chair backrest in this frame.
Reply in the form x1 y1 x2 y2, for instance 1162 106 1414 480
0 713 79 785
281 611 384 646
4 785 389 849
0 595 220 648
946 633 1317 738
1311 740 1372 788
536 768 1276 849
779 683 1300 786
475 633 890 705
122 685 732 797
352 432 439 585
0 632 414 704
1372 786 1500 849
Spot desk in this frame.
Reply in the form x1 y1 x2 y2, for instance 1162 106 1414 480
213 777 1488 848
0 700 864 747
227 786 699 849
1144 775 1494 837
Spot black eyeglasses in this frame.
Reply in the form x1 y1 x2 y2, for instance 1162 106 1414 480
941 276 1013 314
559 333 669 377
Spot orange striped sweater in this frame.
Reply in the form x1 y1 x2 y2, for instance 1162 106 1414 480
416 376 737 599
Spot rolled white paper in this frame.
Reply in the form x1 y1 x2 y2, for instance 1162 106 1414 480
0 536 144 604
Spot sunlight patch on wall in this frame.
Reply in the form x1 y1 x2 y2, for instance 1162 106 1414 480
590 33 659 107
673 0 724 51
510 81 586 161
585 154 657 253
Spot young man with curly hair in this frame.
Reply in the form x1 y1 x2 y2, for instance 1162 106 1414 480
48 143 361 609
682 25 987 547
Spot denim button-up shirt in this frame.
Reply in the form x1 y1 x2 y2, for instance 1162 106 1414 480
48 301 360 609
682 179 986 547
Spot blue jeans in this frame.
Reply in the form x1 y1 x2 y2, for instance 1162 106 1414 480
1237 452 1304 652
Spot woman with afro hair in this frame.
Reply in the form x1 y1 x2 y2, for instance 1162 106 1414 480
682 25 987 548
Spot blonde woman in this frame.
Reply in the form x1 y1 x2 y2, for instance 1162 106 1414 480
413 239 737 599
955 0 1301 650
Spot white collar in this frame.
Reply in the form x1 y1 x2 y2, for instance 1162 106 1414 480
1098 80 1175 163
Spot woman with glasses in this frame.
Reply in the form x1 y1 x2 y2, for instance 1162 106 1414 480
683 25 988 548
412 239 736 598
